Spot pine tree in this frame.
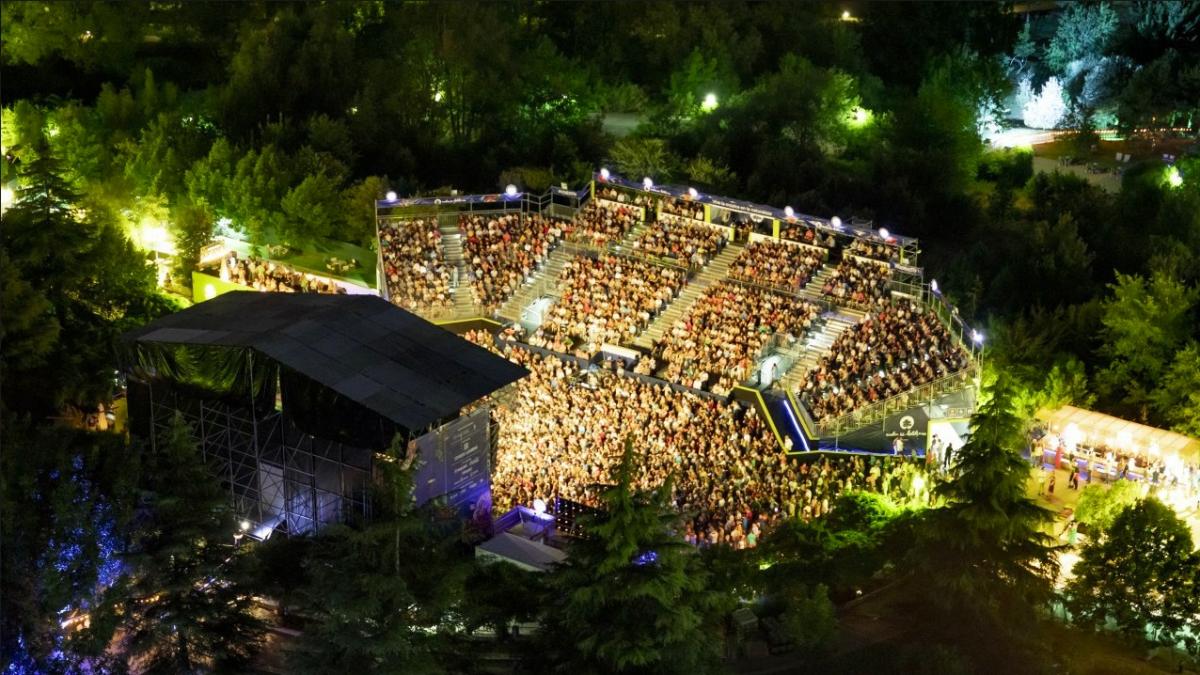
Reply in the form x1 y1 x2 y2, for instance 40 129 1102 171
903 376 1059 665
121 413 264 673
288 435 470 674
536 438 728 675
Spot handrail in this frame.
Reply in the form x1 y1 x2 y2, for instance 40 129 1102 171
812 365 978 436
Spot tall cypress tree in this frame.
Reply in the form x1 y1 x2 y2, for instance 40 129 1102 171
121 413 264 673
537 438 728 675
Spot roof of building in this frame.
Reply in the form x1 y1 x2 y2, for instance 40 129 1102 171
475 532 567 572
1040 405 1200 462
124 291 527 431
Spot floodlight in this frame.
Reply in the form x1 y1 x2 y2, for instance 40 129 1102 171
784 206 794 218
505 184 518 197
599 167 610 180
385 191 397 201
642 177 653 189
879 227 890 240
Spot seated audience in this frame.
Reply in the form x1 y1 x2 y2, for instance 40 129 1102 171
565 201 642 248
527 254 685 355
379 218 453 313
729 240 827 291
821 256 892 308
215 252 346 294
799 300 970 421
846 239 900 263
652 281 820 395
461 212 564 308
632 218 725 267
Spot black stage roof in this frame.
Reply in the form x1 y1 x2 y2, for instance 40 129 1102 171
124 292 528 431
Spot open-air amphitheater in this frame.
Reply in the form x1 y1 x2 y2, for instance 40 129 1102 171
374 172 982 464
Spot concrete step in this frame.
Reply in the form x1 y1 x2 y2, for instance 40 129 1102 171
495 247 573 323
632 243 742 349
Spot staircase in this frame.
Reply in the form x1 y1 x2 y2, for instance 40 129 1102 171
495 246 573 324
633 243 742 349
777 309 864 393
439 222 475 318
801 264 835 300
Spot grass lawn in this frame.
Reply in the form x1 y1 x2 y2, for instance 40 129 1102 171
223 237 377 288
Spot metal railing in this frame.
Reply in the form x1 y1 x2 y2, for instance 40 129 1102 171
812 365 978 437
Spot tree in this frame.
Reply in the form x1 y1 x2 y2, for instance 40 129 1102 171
1046 2 1119 73
1096 270 1199 420
1073 479 1143 533
288 435 470 674
280 171 344 244
1 140 171 414
609 137 678 182
1067 498 1200 654
901 377 1059 668
1022 77 1068 129
537 438 728 675
341 176 389 247
0 418 139 672
1150 343 1200 436
121 414 265 673
169 201 215 289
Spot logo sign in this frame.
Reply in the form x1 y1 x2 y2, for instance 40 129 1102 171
884 406 929 442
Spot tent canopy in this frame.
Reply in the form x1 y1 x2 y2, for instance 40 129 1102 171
475 532 567 572
124 292 528 433
1039 405 1200 462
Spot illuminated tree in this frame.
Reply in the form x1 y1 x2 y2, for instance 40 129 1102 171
1067 498 1200 655
1022 77 1067 129
536 438 728 675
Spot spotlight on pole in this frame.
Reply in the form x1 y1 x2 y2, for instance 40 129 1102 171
239 520 251 531
879 227 890 240
599 167 610 180
385 190 397 201
505 184 518 197
971 329 984 345
931 279 939 293
642 177 654 189
687 186 698 199
701 92 719 112
830 216 842 228
784 206 795 218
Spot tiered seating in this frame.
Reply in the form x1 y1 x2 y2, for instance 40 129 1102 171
631 218 726 266
378 218 452 313
846 239 899 263
565 200 642 248
820 256 891 309
461 212 564 308
780 220 837 248
527 254 685 355
658 195 705 222
491 346 934 548
798 300 970 422
729 239 827 291
647 281 820 395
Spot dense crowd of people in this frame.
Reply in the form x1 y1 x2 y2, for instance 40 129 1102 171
658 196 705 221
647 281 820 395
488 345 933 549
780 220 837 248
597 186 654 211
846 239 900 262
820 256 892 308
379 218 453 313
632 217 726 266
729 239 828 291
527 254 686 355
213 252 347 294
461 212 564 308
565 201 642 248
799 300 970 421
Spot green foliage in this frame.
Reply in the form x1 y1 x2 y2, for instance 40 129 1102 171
122 413 265 673
1 141 170 413
0 418 141 670
340 176 389 247
905 376 1059 643
778 584 837 655
280 171 345 244
1073 479 1143 533
288 435 470 674
1150 343 1200 436
538 438 727 675
1046 2 1119 73
977 148 1033 189
609 137 679 182
169 201 215 287
1067 498 1200 654
684 156 738 194
1097 270 1199 419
